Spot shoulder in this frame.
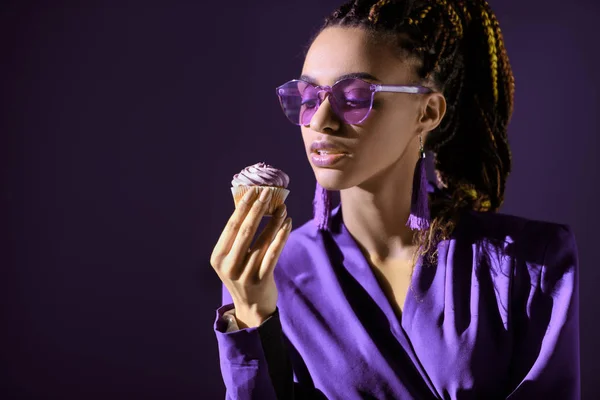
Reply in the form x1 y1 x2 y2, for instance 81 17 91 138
451 211 579 330
455 210 578 275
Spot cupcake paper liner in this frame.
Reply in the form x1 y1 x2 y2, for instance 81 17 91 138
231 186 290 216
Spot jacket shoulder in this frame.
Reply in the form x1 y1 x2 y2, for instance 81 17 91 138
456 210 576 264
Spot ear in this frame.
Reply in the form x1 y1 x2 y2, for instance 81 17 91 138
418 92 446 137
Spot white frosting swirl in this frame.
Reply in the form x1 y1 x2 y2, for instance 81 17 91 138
231 162 290 188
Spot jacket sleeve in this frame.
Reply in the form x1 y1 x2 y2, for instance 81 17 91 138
507 225 580 399
214 283 328 400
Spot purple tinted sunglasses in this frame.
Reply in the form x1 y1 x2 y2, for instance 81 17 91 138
275 77 433 126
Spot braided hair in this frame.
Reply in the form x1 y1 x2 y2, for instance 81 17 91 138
317 0 515 260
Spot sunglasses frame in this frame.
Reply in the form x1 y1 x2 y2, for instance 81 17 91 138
276 77 434 126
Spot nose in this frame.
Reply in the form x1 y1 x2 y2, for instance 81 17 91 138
308 89 341 132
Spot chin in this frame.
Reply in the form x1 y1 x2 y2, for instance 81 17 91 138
313 167 357 191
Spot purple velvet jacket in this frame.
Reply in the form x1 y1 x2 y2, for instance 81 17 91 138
214 204 579 399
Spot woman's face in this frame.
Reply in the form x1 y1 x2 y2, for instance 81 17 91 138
300 27 429 190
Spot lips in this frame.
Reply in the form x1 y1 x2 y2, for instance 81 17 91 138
311 152 347 167
310 141 349 155
309 141 350 167
314 149 346 155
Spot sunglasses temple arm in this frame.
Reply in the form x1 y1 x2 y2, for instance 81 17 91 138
374 84 433 94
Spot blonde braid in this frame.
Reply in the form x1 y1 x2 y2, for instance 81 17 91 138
480 6 499 103
489 5 515 118
368 0 392 24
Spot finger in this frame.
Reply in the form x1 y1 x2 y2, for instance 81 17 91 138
241 204 287 280
258 217 292 280
227 188 273 271
210 188 258 268
252 204 287 257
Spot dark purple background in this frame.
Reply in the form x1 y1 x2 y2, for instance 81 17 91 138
1 1 598 398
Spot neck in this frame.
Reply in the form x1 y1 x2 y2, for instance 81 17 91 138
340 149 420 263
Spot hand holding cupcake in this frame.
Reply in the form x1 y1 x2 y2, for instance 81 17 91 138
210 162 292 329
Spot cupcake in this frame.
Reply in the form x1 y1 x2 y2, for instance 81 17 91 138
231 162 290 216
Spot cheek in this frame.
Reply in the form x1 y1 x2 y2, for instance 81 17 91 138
358 110 415 159
300 127 312 150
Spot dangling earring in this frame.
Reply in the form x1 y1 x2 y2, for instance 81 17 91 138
406 134 430 230
313 181 332 231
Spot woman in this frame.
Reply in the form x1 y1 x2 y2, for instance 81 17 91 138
210 0 579 398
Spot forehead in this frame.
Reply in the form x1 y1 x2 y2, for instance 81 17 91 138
302 27 416 85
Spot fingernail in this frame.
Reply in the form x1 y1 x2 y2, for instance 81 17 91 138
282 218 292 231
242 189 255 202
259 188 272 203
276 204 287 218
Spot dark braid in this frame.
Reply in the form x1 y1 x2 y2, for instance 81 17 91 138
318 0 515 261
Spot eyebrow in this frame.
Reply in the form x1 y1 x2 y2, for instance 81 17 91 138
299 72 381 84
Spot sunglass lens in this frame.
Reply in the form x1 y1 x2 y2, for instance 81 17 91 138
331 78 373 124
277 81 319 126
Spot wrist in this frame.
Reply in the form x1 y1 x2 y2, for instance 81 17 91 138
234 305 275 329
